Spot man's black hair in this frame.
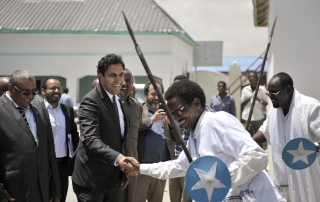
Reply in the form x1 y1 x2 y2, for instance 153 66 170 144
217 81 226 87
165 80 206 107
63 87 69 94
42 77 58 89
97 54 125 76
173 75 188 82
247 71 258 78
272 72 294 89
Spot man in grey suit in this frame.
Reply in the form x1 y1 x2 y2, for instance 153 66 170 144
0 69 61 202
40 77 79 202
71 54 138 202
136 80 176 202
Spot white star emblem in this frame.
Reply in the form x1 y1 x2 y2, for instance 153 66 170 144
191 162 226 201
286 141 315 165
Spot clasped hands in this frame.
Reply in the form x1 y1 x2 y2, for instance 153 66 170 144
117 155 141 176
152 109 170 124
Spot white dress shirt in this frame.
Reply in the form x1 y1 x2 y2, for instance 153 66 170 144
241 85 267 121
105 90 125 138
44 99 67 158
5 92 38 143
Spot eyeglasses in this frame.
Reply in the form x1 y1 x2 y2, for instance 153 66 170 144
47 86 62 91
172 103 189 118
14 85 39 96
266 87 285 98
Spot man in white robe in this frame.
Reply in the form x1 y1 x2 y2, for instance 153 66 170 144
253 72 320 202
125 80 281 201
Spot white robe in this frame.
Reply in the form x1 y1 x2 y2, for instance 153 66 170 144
259 90 320 202
141 109 281 201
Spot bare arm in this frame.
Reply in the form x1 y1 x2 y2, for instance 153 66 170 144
256 96 268 106
252 130 267 145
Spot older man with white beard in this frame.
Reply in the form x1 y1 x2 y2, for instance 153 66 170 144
136 80 177 202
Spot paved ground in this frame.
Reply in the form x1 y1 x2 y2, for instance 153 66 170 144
66 178 170 202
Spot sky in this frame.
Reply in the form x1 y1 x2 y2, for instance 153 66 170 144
154 0 268 57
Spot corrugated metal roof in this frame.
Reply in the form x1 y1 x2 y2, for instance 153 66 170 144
252 0 269 27
0 0 196 46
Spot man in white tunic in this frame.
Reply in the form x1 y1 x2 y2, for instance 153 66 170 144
253 72 320 202
241 71 268 136
125 80 281 201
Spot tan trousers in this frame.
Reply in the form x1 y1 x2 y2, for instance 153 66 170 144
169 176 192 202
119 176 138 202
136 175 166 202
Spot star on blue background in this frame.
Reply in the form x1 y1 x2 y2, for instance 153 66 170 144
282 138 317 170
185 156 231 202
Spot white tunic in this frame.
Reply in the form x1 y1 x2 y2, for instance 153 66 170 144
241 85 268 121
141 109 281 201
259 90 320 202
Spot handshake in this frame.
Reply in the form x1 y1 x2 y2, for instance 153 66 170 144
117 155 141 176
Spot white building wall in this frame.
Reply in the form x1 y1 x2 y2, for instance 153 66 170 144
0 34 193 103
229 63 241 120
266 0 320 180
190 70 228 106
268 0 320 100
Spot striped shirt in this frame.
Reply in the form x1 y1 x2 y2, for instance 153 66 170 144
141 107 170 163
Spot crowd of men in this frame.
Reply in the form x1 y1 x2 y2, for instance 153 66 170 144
0 53 320 202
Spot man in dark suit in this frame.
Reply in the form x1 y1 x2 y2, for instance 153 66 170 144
0 69 61 202
40 78 79 202
71 54 138 202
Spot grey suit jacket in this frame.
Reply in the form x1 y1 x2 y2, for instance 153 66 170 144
0 94 61 201
72 83 128 191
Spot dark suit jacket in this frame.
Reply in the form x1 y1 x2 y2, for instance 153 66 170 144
0 94 61 201
39 101 79 158
72 83 128 191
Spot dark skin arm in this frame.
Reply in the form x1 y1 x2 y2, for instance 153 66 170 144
241 97 251 109
241 96 267 109
252 130 267 145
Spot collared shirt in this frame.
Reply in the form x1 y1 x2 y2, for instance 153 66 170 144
241 85 267 121
141 106 170 163
5 92 38 142
175 124 190 156
105 90 125 138
44 99 67 158
59 93 74 107
210 93 236 117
